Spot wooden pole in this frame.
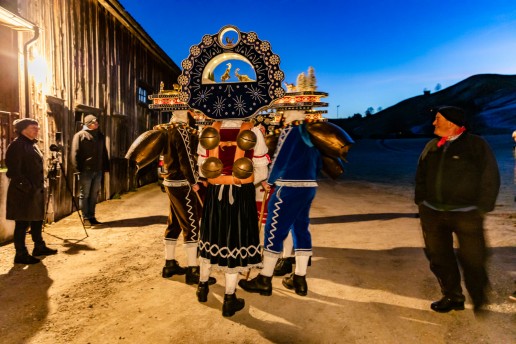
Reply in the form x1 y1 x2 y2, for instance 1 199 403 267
246 187 269 280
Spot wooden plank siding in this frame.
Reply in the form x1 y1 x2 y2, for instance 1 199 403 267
9 0 180 222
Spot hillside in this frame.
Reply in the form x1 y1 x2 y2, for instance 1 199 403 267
332 74 516 139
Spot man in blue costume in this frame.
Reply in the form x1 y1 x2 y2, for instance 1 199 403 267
239 109 321 296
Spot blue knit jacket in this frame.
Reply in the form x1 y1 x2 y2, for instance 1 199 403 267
268 123 322 185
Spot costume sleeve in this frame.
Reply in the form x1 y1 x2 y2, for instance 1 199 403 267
252 126 269 183
176 130 198 185
267 129 297 185
197 141 207 178
477 139 500 213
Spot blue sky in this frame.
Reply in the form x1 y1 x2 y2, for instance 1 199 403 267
118 0 516 118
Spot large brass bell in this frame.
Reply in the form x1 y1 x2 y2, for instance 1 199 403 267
321 155 345 179
232 157 254 179
236 130 257 151
201 157 223 178
306 122 354 161
199 127 220 150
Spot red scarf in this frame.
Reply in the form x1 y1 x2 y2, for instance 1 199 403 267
437 127 466 147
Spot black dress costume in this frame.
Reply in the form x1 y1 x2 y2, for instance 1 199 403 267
198 122 265 272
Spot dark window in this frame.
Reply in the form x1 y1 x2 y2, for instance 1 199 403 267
138 86 148 105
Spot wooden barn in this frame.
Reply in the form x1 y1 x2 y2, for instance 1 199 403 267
0 0 180 241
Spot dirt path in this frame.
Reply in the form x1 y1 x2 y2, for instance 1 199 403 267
0 180 514 344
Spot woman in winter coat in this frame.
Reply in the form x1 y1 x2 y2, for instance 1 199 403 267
6 118 57 264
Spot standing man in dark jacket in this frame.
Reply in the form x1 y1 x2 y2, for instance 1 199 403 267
6 118 58 264
71 114 110 228
415 106 500 315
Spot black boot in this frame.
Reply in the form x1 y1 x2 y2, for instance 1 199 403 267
222 293 245 317
185 266 216 285
162 259 187 278
273 258 294 276
282 273 308 296
197 282 209 302
430 297 465 313
238 274 273 296
33 245 58 256
14 252 40 265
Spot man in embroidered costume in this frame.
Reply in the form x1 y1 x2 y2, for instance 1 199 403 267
239 109 322 297
415 106 500 315
196 119 269 317
154 110 216 285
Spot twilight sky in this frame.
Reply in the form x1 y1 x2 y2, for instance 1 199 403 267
118 0 516 118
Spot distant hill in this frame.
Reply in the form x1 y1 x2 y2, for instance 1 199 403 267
331 74 516 139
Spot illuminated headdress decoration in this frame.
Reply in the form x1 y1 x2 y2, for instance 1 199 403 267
177 25 285 119
270 66 329 124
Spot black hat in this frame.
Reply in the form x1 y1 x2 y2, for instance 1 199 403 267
435 106 466 127
83 114 97 126
13 118 39 133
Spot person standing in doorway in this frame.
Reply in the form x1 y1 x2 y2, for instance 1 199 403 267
6 118 58 264
415 106 500 315
71 114 110 228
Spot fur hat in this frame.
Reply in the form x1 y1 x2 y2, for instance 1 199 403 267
435 106 466 127
83 114 97 126
13 118 39 133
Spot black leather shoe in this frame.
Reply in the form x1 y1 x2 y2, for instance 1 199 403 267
282 273 308 296
238 274 273 296
32 246 58 256
162 259 187 278
273 258 294 276
430 297 465 313
89 218 103 225
14 253 40 265
197 282 209 302
185 266 216 285
222 293 245 317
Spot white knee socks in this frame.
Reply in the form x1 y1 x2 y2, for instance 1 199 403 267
294 255 310 276
164 239 176 260
185 245 198 267
225 273 238 294
261 255 279 277
199 261 211 283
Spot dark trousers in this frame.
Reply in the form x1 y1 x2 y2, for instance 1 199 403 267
164 185 200 244
263 186 316 254
419 205 488 306
78 170 103 220
13 220 44 254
